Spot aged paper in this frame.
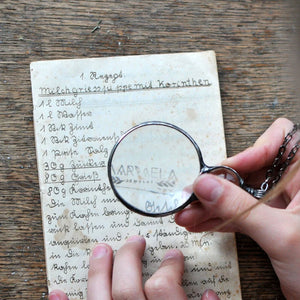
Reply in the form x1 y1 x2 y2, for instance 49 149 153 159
30 51 242 299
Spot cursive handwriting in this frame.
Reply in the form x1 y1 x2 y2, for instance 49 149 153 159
33 53 239 300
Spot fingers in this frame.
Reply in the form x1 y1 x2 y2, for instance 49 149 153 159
49 290 69 300
184 217 236 233
175 204 237 232
175 202 212 228
86 237 188 300
144 249 187 300
49 244 114 300
286 160 300 205
112 236 146 300
177 174 282 247
87 237 187 300
224 118 295 174
87 243 113 300
201 289 220 300
191 174 268 235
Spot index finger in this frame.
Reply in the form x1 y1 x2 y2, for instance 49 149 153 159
88 243 113 300
224 118 297 174
112 236 146 300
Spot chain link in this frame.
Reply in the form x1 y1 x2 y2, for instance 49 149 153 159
260 123 300 192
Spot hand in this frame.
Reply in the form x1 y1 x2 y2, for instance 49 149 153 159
49 236 220 300
175 118 300 300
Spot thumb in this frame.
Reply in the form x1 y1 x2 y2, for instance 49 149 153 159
49 290 69 300
193 174 279 246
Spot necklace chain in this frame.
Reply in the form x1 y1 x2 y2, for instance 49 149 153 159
260 123 300 192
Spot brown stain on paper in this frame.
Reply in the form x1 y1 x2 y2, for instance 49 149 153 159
54 209 92 250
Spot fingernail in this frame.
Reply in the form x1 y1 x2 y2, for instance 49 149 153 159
49 292 60 300
162 249 182 261
194 175 223 202
92 244 108 259
126 235 145 243
201 289 220 300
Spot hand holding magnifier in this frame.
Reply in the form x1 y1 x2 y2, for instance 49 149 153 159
107 121 268 217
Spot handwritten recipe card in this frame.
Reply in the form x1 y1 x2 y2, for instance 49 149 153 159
30 51 242 299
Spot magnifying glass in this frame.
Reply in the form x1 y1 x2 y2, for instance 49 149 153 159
107 121 263 217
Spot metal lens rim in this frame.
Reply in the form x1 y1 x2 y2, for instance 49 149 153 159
107 121 204 217
205 165 244 186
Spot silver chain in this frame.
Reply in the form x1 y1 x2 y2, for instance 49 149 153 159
260 123 300 192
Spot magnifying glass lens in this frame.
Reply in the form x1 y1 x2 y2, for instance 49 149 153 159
109 124 201 216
